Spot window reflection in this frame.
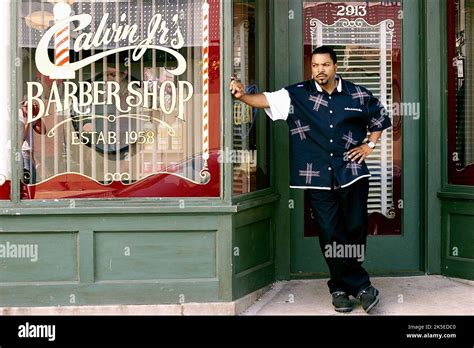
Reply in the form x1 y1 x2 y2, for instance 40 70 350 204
18 0 220 199
448 0 474 185
232 0 270 195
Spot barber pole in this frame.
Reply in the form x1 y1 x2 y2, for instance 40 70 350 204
201 0 210 171
50 1 75 79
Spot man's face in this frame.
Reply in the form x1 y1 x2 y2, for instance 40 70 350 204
311 53 337 86
22 100 39 118
105 67 126 82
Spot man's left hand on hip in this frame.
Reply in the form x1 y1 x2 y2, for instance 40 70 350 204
347 144 373 164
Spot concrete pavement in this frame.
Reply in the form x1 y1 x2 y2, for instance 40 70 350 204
240 275 474 315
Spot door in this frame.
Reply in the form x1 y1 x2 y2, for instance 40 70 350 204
442 0 474 280
289 0 421 277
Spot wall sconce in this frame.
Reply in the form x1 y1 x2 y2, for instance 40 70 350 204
23 0 75 31
24 11 54 31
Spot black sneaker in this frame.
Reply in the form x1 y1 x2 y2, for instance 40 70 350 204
357 286 380 313
331 291 353 313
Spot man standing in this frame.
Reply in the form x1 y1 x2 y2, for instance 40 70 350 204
229 45 391 313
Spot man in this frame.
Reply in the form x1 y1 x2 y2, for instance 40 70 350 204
20 99 46 184
229 45 391 313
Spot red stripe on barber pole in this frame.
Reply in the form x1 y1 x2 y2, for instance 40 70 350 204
56 56 69 67
56 25 68 38
56 35 69 49
55 48 68 61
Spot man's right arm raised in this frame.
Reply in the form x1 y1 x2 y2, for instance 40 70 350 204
229 77 291 121
229 76 270 108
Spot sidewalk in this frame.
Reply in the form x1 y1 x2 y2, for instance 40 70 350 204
240 275 474 315
1 275 471 316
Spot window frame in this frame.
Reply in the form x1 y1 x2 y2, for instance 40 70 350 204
444 0 474 194
3 0 236 210
231 0 275 201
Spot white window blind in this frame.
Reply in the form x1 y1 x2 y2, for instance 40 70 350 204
310 17 395 218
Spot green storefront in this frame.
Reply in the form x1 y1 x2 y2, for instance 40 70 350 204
0 0 472 309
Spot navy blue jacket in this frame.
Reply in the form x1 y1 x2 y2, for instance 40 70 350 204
284 77 391 189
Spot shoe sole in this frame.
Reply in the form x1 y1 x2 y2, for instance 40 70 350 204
334 307 353 313
364 297 379 313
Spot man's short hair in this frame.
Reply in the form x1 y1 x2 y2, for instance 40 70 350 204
312 46 338 64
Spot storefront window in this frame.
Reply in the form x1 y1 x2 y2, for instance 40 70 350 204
303 1 402 235
448 0 474 186
0 0 11 200
232 0 270 195
17 0 220 199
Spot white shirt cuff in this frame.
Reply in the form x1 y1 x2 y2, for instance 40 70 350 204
263 89 291 121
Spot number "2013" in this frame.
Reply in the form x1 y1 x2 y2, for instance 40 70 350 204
336 5 367 17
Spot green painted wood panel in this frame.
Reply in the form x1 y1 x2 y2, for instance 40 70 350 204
0 281 220 307
0 232 78 283
94 231 217 281
0 214 224 231
441 200 474 279
232 201 275 299
447 215 474 259
435 0 474 281
233 264 274 300
271 0 292 281
423 0 444 275
0 213 233 306
234 219 272 274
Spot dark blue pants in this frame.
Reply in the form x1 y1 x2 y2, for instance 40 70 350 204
308 177 371 297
